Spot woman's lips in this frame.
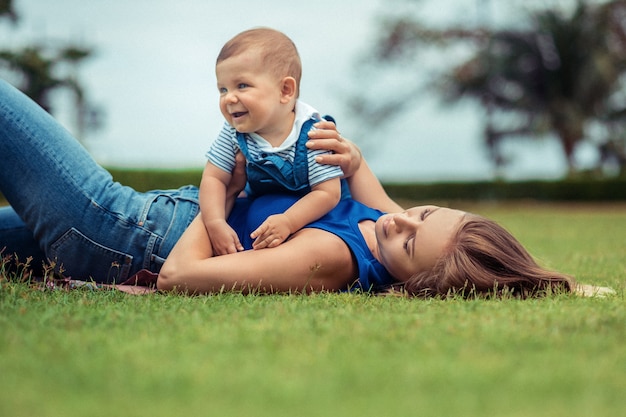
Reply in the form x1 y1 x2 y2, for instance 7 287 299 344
382 216 391 238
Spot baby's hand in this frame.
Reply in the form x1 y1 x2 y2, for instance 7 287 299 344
205 219 244 255
250 214 293 249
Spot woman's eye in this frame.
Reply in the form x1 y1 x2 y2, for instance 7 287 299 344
404 236 414 255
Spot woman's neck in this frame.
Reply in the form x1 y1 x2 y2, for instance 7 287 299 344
358 220 380 261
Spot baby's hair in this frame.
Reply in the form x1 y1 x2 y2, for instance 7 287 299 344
217 27 302 96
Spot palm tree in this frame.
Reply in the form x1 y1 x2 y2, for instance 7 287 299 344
0 0 100 141
358 0 626 176
0 0 17 22
448 1 626 173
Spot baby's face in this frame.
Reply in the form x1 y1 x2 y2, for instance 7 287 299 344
216 51 288 139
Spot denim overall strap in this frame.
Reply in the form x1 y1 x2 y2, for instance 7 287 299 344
236 118 315 196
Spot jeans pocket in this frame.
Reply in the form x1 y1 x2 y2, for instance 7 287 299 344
49 228 133 283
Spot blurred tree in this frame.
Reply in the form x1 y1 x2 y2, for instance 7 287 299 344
0 0 102 141
0 0 17 22
354 0 626 177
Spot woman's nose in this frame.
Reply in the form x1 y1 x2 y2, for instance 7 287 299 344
393 213 419 231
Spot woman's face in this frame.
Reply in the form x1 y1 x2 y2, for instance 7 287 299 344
375 205 465 282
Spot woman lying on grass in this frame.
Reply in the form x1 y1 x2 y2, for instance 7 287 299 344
158 164 575 297
0 79 589 297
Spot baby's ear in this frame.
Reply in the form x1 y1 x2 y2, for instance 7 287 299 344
280 77 297 102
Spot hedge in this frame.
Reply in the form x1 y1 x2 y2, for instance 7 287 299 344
106 169 626 202
383 178 626 202
1 169 625 204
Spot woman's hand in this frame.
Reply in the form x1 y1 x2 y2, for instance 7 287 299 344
306 120 362 178
306 120 402 213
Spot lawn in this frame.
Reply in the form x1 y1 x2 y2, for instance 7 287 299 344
1 202 625 417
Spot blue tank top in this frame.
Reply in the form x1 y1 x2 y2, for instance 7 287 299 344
227 195 396 291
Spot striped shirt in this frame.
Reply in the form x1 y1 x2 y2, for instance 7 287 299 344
206 100 343 187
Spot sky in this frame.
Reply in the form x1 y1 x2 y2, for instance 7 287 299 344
1 0 585 182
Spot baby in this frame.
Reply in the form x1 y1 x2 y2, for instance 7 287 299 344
201 27 343 255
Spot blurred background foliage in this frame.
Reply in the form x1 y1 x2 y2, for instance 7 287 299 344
349 0 626 178
0 0 101 142
2 0 626 185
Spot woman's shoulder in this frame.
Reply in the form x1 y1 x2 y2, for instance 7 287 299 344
280 227 358 290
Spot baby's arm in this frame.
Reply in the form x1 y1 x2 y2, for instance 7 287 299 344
250 177 341 249
199 162 244 255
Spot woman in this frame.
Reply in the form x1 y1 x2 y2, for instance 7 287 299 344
158 175 574 297
0 79 574 297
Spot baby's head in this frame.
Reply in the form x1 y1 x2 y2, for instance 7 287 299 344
217 27 302 97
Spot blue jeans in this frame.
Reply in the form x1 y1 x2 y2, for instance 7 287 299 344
0 79 200 283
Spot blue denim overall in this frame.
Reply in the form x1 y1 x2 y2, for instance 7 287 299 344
236 119 315 197
236 117 351 199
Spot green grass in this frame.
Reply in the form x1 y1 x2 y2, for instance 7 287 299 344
1 202 625 417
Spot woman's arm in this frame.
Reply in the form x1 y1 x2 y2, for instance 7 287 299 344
158 216 357 294
307 122 403 213
345 158 404 213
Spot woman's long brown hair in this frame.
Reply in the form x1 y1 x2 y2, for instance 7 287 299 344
403 214 574 298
